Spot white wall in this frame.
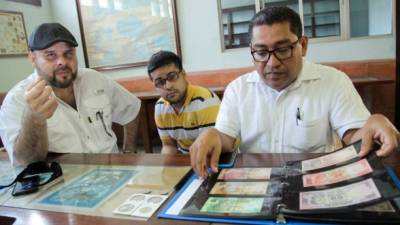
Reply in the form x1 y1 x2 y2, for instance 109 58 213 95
307 36 394 62
178 0 254 71
0 0 54 92
0 0 396 92
56 0 394 70
50 0 85 70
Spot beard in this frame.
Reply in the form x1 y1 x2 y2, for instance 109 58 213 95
37 65 77 88
166 87 187 105
166 92 184 104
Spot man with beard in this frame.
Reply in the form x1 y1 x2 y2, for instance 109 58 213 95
190 6 400 178
147 51 221 154
0 23 141 166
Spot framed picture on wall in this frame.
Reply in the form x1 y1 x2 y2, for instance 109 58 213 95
0 10 29 56
6 0 42 6
76 0 181 71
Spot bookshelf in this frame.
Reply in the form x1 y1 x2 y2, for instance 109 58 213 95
303 0 341 38
221 5 255 49
220 0 341 49
260 0 340 38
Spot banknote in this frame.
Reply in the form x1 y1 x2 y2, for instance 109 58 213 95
359 201 395 212
303 159 373 187
200 197 264 213
217 168 271 180
300 178 381 210
39 168 136 208
210 181 268 195
301 145 358 172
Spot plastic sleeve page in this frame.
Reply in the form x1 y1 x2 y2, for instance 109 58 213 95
165 177 204 215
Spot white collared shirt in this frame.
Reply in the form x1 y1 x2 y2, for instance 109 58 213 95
0 68 141 164
215 60 370 153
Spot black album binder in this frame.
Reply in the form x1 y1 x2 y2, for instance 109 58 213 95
178 141 400 224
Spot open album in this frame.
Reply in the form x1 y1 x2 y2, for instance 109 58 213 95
159 141 400 224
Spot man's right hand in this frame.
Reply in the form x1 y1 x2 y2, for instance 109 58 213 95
24 77 58 122
190 128 222 178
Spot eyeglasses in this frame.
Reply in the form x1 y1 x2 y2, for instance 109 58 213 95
0 161 63 196
31 161 63 186
153 71 181 88
19 161 63 185
250 39 300 63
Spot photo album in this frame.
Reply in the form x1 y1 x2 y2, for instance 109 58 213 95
159 141 400 224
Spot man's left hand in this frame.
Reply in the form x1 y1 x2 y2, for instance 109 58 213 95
358 114 399 157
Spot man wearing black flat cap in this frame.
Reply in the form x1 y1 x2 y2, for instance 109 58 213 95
0 23 141 166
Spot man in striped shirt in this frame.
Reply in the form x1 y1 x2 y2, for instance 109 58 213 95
147 51 221 154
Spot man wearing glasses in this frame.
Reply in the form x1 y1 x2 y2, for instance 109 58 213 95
190 6 399 177
147 51 221 154
0 23 141 166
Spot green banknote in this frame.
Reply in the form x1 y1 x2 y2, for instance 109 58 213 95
200 197 264 213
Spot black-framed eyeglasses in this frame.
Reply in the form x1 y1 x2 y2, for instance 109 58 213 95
153 70 181 88
250 39 300 63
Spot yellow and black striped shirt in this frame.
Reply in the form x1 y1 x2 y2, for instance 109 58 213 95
155 84 221 153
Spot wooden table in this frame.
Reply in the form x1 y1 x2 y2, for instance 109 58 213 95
1 151 399 225
350 76 394 86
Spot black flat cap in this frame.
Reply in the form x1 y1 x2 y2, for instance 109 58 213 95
28 23 78 50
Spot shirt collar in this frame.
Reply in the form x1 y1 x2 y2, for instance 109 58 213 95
246 70 261 83
246 71 278 95
289 59 320 90
32 69 39 80
182 83 194 107
246 59 321 91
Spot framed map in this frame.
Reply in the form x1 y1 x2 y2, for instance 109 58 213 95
76 0 181 71
0 11 28 56
6 0 42 6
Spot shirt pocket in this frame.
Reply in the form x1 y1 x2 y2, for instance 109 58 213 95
83 94 113 141
287 118 327 152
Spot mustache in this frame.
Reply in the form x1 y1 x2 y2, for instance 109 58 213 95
54 66 72 73
165 88 178 92
265 71 285 75
166 91 178 96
